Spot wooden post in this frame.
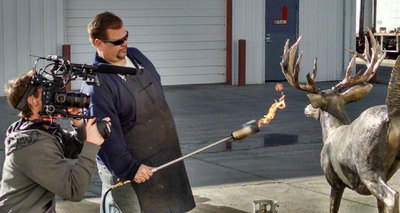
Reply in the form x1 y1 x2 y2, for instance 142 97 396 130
238 39 246 86
226 0 233 85
225 0 233 150
62 44 71 91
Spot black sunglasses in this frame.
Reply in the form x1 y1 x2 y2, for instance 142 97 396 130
102 31 129 46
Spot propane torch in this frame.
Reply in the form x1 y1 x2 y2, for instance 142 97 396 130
152 119 260 173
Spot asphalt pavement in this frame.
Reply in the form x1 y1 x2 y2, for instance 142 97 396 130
0 61 397 212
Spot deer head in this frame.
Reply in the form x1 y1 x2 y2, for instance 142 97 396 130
281 30 385 125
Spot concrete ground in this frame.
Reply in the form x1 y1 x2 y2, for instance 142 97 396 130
0 61 397 212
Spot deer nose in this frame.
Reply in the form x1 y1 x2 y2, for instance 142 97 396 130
304 104 320 120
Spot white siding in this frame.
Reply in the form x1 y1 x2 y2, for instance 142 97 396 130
16 0 30 76
3 0 18 93
65 0 227 88
298 0 356 82
0 0 3 94
0 0 64 96
232 0 265 85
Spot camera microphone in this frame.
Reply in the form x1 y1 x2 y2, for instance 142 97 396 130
70 63 138 75
93 63 138 75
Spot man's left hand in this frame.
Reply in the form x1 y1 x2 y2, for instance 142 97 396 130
134 164 154 183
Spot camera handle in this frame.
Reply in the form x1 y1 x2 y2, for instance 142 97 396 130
96 120 111 139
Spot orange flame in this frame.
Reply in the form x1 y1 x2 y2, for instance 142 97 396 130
275 83 284 92
258 83 286 127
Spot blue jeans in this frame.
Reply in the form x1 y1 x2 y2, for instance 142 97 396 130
97 163 141 213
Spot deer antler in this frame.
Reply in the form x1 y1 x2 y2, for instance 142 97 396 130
280 36 320 94
331 29 386 93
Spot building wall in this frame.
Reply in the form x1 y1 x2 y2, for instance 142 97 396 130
0 0 357 96
232 0 265 85
298 0 355 82
0 0 65 96
65 0 227 88
232 0 355 84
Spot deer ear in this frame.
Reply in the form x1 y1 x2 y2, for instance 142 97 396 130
307 93 326 109
341 83 373 104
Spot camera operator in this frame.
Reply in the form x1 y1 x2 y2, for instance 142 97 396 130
0 70 110 212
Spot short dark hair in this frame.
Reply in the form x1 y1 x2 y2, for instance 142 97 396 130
87 11 124 45
5 70 40 118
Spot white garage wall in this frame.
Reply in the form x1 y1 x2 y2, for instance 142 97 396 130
232 0 265 85
0 0 65 96
298 0 356 82
65 0 227 89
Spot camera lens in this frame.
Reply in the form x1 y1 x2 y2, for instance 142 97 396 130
55 94 67 103
54 92 90 108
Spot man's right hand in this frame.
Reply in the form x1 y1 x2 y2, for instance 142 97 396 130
134 164 153 183
86 117 110 146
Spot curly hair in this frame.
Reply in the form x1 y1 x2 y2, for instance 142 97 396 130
4 70 40 118
87 11 123 45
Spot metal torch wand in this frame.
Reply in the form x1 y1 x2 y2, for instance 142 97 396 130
151 119 260 173
151 136 232 173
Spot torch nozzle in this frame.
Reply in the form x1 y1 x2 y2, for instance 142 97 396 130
231 120 260 140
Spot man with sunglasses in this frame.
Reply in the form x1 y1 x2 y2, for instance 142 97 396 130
81 12 195 213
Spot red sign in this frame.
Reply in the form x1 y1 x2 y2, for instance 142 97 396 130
282 5 287 20
273 5 288 25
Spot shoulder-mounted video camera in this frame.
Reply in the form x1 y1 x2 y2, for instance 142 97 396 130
31 55 138 120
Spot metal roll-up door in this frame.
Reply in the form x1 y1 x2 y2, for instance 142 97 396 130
66 0 226 88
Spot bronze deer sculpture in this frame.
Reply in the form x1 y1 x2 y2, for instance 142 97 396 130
281 31 400 213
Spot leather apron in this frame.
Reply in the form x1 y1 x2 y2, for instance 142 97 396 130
121 66 195 213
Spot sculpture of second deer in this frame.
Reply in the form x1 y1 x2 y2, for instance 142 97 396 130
281 30 400 213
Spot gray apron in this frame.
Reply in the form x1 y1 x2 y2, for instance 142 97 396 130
122 66 195 213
